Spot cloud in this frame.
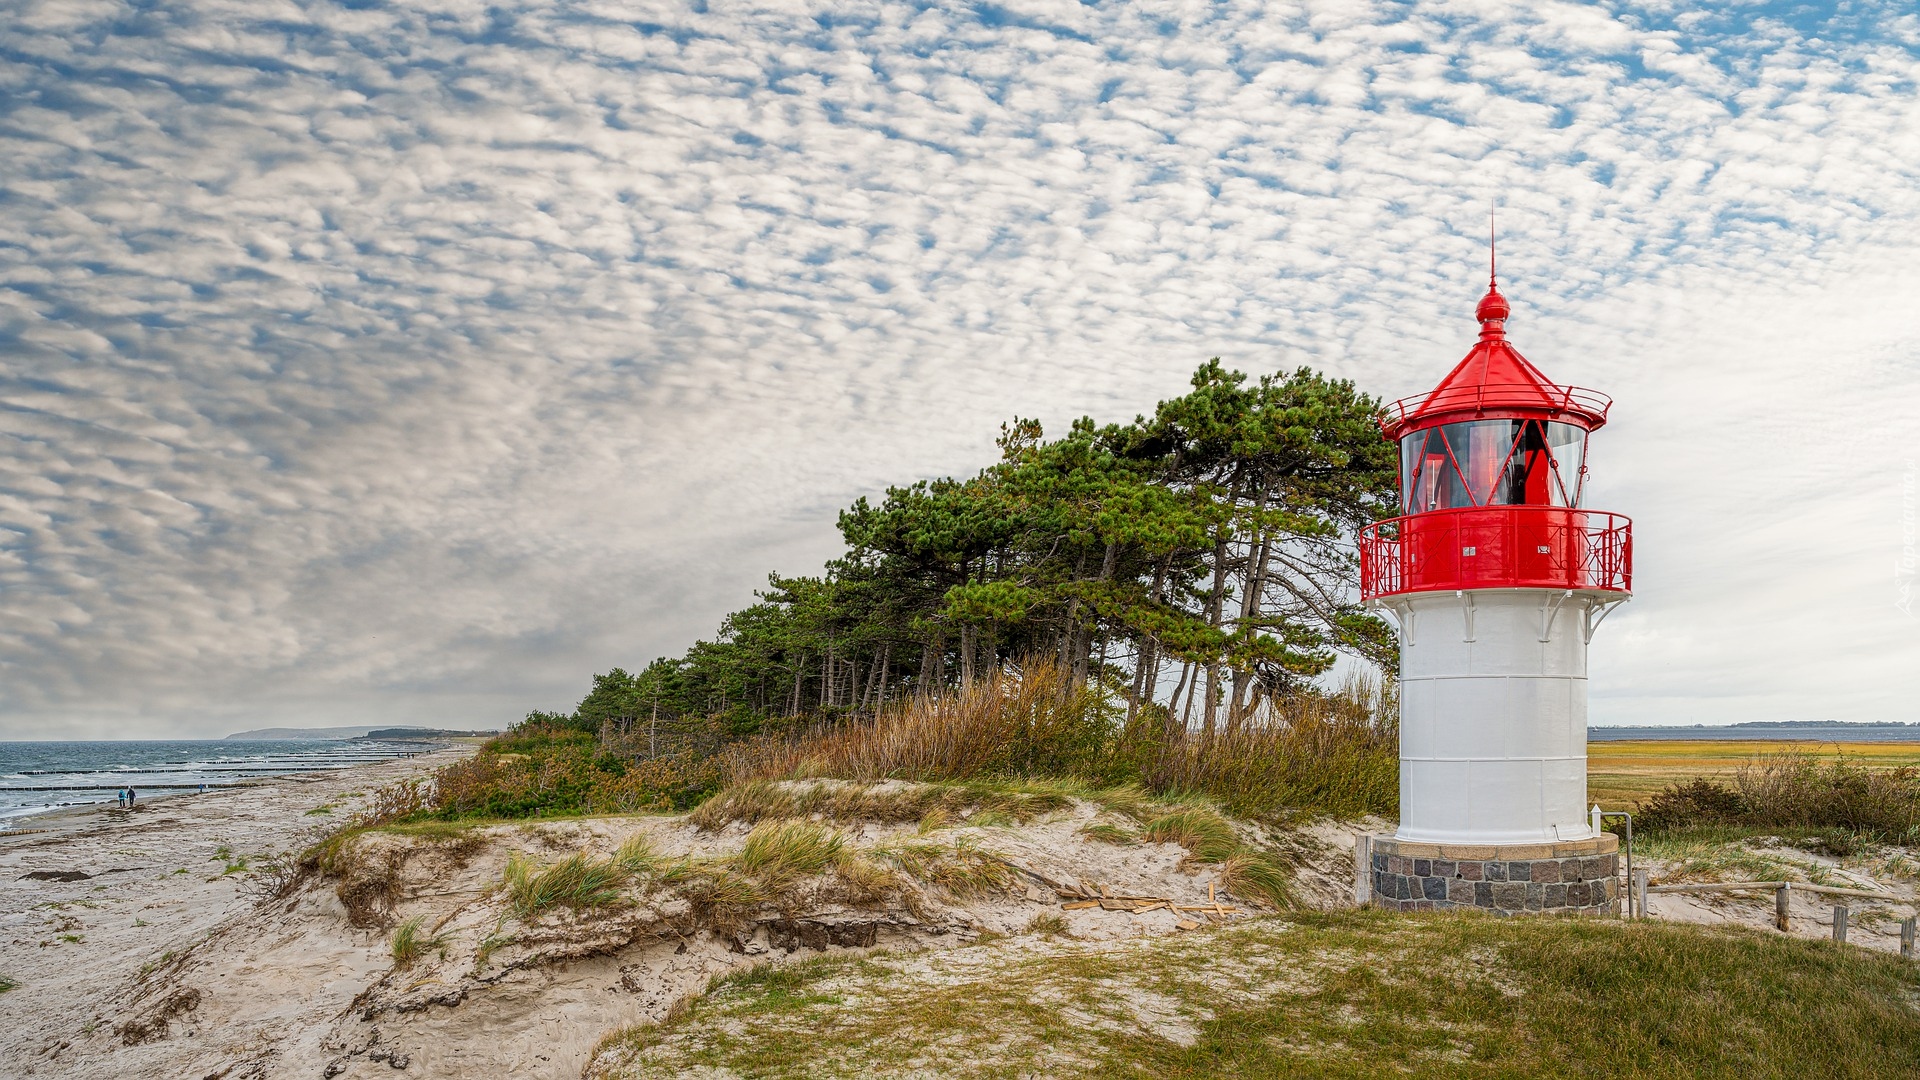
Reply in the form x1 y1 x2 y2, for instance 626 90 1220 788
0 0 1916 736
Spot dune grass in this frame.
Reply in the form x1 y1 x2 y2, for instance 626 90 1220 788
1135 805 1291 907
1079 822 1138 845
734 821 847 884
871 836 1017 898
589 910 1920 1080
687 776 1079 831
503 852 626 919
1140 808 1240 863
389 915 446 969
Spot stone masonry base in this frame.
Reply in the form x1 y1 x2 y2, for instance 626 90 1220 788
1369 834 1619 916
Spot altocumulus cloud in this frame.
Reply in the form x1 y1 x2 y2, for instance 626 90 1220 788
1 0 1917 737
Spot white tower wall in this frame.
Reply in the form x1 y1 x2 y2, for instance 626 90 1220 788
1384 588 1618 844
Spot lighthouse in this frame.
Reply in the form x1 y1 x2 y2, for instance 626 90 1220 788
1358 268 1631 915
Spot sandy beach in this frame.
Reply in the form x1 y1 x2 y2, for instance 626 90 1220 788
6 742 1916 1079
0 747 468 1079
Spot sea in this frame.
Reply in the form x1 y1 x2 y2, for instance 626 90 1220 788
1589 723 1920 743
0 739 437 823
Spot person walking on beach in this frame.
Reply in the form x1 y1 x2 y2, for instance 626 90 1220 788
116 788 126 809
126 786 136 808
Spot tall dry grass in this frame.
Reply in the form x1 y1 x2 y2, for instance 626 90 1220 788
1137 675 1398 818
713 658 1399 819
714 659 1116 785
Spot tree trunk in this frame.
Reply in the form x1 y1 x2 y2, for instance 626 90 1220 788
820 646 832 709
1202 466 1245 737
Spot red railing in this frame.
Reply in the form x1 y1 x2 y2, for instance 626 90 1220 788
1379 382 1612 437
1359 506 1632 600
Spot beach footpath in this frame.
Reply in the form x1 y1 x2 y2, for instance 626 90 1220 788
0 746 469 1078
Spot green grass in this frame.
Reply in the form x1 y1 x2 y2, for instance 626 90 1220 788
1635 827 1855 887
503 853 626 919
1079 822 1138 845
734 821 846 884
390 915 446 968
589 910 1920 1079
688 777 1080 831
1130 805 1293 907
612 833 664 875
0 975 15 993
871 837 1016 897
211 843 249 876
1140 807 1240 862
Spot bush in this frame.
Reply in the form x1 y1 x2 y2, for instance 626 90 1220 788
420 723 722 820
1638 749 1920 841
1636 778 1749 832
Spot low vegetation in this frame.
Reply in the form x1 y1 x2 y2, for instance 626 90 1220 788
504 852 627 919
714 660 1396 820
589 911 1920 1079
389 916 446 969
1635 748 1920 843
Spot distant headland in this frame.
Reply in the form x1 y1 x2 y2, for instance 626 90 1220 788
1591 720 1920 742
223 725 499 741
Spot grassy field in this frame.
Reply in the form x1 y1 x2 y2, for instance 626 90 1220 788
1588 740 1920 809
589 910 1920 1079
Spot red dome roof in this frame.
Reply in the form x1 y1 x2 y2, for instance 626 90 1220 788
1379 281 1610 440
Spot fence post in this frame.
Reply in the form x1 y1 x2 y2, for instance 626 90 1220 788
1832 905 1849 945
1354 835 1373 906
1775 884 1790 932
1632 869 1648 920
1902 916 1915 959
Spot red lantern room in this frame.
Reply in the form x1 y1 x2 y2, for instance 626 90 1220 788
1358 277 1632 599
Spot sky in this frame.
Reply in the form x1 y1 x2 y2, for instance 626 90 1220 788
1 0 1917 739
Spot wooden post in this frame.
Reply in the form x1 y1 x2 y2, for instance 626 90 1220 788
1354 835 1373 906
1775 884 1790 932
1632 869 1648 920
1901 917 1915 959
1832 905 1849 944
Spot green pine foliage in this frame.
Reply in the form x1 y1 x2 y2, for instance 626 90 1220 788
536 361 1398 748
395 362 1403 827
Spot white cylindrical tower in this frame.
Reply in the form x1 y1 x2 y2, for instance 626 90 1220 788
1357 277 1630 915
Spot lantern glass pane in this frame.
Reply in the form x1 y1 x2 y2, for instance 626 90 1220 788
1544 421 1586 507
1401 420 1589 512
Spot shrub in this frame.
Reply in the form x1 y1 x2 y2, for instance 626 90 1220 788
1636 779 1749 832
1637 749 1920 841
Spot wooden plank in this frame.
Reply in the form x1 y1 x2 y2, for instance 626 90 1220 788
1646 881 1900 901
1060 900 1100 911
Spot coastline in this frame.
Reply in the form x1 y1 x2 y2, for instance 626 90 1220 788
0 742 458 842
0 744 469 1078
